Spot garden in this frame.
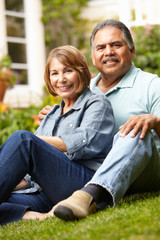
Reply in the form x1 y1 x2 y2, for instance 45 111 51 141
0 1 160 239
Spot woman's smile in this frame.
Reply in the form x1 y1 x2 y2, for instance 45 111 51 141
49 58 80 104
58 85 72 92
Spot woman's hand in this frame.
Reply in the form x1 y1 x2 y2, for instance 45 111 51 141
119 114 160 139
37 105 52 126
14 179 28 191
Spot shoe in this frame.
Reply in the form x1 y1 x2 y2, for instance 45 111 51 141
54 190 97 221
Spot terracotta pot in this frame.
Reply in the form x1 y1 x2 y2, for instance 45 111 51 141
0 79 8 102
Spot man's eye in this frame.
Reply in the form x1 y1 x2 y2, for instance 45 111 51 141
112 43 122 48
97 46 104 51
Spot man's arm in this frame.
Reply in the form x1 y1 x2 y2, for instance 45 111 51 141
119 114 160 139
37 105 52 126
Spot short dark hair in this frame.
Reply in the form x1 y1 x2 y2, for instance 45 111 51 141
90 19 134 52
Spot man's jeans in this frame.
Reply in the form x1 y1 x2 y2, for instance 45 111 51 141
89 131 160 206
0 130 94 205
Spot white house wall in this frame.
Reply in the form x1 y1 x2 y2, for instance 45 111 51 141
0 0 8 56
1 0 46 108
1 0 160 107
82 0 160 28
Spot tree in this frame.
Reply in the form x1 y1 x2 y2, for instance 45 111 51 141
132 25 160 76
41 0 90 54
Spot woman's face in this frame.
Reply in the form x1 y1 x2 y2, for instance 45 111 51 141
49 58 80 102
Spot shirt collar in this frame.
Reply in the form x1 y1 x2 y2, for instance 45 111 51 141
115 63 138 89
60 88 92 111
91 63 138 95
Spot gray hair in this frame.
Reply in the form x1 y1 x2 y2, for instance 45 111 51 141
90 19 134 53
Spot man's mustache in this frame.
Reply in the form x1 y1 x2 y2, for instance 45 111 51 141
103 57 119 63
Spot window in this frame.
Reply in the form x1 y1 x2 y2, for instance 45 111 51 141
5 0 28 84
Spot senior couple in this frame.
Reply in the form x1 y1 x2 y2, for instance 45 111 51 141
0 19 160 225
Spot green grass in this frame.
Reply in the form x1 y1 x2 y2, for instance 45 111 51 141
0 192 160 240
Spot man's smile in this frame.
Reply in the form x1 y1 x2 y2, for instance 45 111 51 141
103 57 119 64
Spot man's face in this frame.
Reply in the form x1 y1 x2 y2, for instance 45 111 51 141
91 26 135 80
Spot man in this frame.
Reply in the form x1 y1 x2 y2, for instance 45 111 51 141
39 19 160 221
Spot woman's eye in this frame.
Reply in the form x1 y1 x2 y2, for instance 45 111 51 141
51 72 57 76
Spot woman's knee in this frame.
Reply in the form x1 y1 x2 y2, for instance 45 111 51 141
9 130 34 142
11 130 33 139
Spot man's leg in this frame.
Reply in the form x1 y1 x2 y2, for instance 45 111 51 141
54 131 160 220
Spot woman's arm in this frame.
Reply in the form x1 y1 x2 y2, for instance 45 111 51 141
37 136 67 152
58 94 115 161
14 179 28 191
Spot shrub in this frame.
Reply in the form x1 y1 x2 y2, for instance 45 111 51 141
0 94 61 145
132 25 160 76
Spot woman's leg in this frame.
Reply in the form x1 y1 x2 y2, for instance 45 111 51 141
0 130 94 205
7 192 53 213
0 191 53 226
0 202 29 226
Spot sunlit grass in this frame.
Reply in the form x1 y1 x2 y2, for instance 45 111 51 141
0 191 160 240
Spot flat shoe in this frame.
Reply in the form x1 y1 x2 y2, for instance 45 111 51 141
54 190 97 221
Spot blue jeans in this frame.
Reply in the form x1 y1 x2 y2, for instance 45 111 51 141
88 131 160 206
0 130 94 224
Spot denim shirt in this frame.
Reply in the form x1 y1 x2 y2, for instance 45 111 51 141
35 88 115 171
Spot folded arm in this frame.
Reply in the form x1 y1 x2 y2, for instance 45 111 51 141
37 136 67 152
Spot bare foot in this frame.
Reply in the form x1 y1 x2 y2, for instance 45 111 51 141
23 211 48 220
45 205 57 217
22 205 57 221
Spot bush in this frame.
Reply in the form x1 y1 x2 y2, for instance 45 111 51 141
0 94 61 145
0 104 38 145
132 25 160 76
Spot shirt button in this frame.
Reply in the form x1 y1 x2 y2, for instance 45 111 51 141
83 139 86 143
69 123 73 127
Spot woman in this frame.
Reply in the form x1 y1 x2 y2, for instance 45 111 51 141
0 45 114 225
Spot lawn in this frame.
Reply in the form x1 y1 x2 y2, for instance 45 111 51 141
0 191 160 240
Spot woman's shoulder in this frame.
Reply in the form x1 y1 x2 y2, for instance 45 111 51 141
85 89 112 111
88 89 110 103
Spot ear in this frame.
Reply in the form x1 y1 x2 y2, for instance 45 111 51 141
130 46 135 60
91 54 96 66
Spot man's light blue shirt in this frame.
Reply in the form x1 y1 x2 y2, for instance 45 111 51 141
90 63 160 151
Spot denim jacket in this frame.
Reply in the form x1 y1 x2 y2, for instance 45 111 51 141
35 88 115 171
15 88 114 194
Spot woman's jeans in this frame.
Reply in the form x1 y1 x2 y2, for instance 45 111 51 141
89 131 160 206
0 130 94 206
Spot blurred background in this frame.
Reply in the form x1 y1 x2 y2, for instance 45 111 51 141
0 0 160 144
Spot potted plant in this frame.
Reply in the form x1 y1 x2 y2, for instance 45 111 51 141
0 54 19 102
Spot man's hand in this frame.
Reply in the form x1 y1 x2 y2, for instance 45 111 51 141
119 114 160 139
37 105 52 126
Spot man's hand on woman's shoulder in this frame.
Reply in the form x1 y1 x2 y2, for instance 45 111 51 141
37 105 52 126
